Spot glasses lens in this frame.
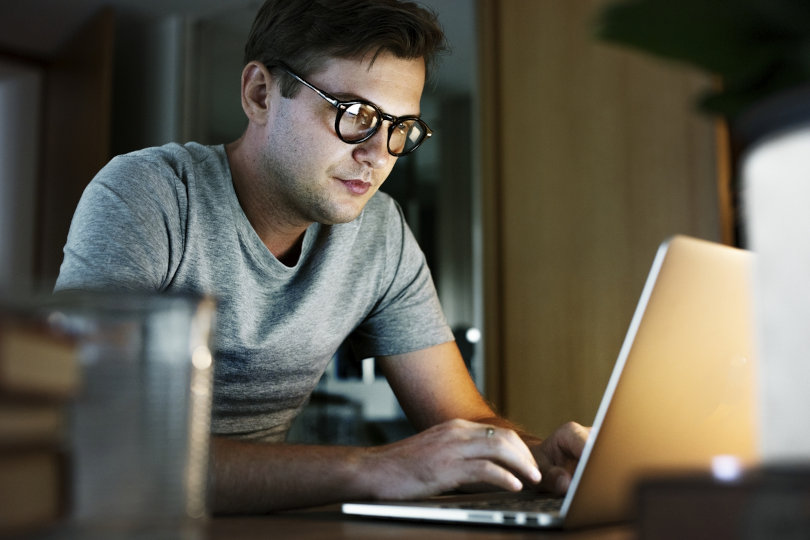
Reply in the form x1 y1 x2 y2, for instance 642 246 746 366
338 103 380 142
389 119 427 156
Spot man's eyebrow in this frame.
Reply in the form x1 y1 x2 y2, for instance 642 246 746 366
323 86 424 117
332 91 365 101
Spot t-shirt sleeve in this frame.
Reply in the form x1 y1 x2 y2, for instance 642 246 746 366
54 154 186 293
348 199 454 358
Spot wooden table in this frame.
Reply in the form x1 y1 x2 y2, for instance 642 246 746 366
206 507 635 540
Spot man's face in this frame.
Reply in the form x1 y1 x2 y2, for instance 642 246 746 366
258 52 426 226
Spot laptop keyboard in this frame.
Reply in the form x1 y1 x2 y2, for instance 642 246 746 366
439 494 564 514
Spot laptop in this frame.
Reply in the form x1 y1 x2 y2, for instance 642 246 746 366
342 235 759 529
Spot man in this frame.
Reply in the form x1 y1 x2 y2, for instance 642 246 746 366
56 0 589 513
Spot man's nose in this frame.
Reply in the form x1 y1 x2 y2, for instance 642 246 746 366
353 126 392 168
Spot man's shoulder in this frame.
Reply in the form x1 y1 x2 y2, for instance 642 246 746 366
109 142 223 176
91 142 227 204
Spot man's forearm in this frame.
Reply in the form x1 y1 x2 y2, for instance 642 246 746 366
209 436 378 514
208 417 551 514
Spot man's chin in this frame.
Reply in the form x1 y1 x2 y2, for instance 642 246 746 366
316 207 365 226
317 198 373 225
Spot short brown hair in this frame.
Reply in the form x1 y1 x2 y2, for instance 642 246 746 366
244 0 447 97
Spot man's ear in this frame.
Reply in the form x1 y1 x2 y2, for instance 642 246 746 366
241 61 274 125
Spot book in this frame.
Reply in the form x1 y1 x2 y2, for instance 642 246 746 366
0 319 80 401
0 402 67 448
0 313 76 532
0 449 68 534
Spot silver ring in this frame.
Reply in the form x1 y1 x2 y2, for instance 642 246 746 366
485 427 495 439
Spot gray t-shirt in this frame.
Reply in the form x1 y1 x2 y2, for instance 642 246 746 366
55 142 453 441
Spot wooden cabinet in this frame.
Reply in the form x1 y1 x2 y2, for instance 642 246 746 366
478 0 722 434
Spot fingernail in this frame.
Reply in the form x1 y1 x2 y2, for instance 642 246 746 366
530 467 542 483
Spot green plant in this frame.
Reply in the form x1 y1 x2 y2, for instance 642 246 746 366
596 0 810 120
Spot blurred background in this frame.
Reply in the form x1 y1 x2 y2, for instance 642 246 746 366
0 0 723 443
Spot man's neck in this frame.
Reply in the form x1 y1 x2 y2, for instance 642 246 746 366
225 137 310 266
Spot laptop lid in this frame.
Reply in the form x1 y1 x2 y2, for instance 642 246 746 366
343 235 758 529
563 234 758 527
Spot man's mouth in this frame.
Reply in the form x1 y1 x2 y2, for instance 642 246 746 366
339 178 372 195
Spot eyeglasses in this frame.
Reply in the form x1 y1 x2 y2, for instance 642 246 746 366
276 64 432 157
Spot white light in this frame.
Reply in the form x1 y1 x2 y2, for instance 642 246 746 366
711 455 743 482
465 327 482 343
362 357 375 384
191 346 212 370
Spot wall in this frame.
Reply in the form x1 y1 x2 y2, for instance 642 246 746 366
480 0 722 435
112 14 188 154
0 60 41 291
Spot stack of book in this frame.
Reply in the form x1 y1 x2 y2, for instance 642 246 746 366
0 314 80 535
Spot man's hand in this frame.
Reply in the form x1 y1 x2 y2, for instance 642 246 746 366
359 418 591 501
360 418 543 501
531 421 591 495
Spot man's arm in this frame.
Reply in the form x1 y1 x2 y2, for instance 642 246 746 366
378 341 590 495
210 341 589 513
